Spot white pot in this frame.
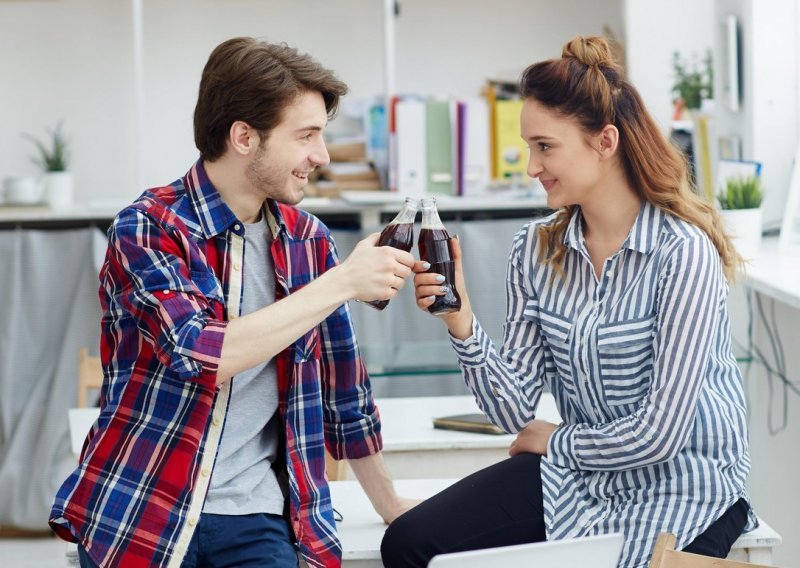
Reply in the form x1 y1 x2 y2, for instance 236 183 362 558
43 171 74 210
721 207 762 260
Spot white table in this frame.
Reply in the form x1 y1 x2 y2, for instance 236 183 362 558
373 394 561 479
741 237 800 310
330 478 780 568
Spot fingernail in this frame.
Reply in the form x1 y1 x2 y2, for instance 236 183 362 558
434 274 445 283
422 262 431 270
427 296 435 303
440 286 447 293
453 234 460 241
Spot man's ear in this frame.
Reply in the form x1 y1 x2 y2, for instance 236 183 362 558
596 124 620 159
229 121 258 156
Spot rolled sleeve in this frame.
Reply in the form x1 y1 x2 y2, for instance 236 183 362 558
106 208 227 383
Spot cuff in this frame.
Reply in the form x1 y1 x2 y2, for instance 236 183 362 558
324 406 384 460
449 316 489 367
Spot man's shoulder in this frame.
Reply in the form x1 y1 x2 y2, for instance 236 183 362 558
116 182 194 233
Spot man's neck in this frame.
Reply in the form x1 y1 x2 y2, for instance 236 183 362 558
204 157 264 224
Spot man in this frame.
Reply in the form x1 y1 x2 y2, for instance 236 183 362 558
50 37 416 568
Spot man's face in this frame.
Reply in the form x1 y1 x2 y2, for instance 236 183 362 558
246 90 330 205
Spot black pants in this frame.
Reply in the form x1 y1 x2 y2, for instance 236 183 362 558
381 453 749 568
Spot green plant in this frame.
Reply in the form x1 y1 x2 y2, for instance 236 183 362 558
23 122 69 172
717 176 763 210
672 50 713 110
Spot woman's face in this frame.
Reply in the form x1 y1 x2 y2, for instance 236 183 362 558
521 98 604 210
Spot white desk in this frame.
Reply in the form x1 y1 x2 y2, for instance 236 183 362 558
374 394 561 479
741 237 800 309
330 478 781 567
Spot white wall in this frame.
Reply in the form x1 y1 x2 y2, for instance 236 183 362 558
0 0 622 205
713 0 799 231
624 0 715 131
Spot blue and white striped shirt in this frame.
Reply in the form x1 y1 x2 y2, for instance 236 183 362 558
452 201 756 568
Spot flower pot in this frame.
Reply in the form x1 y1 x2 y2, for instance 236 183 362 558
43 171 74 210
721 207 762 260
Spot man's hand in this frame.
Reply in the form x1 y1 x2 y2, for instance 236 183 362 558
509 420 559 457
377 496 422 525
338 233 415 303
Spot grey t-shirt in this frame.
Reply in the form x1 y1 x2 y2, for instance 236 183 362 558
203 214 284 516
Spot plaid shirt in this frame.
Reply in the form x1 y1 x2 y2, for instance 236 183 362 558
50 160 382 568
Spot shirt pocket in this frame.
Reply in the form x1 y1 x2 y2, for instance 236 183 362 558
597 315 655 406
535 306 577 396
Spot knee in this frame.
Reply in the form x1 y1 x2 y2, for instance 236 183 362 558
381 512 429 568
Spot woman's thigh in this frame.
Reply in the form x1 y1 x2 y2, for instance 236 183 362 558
381 453 546 568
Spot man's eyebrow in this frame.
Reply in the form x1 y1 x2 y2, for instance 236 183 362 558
295 125 325 133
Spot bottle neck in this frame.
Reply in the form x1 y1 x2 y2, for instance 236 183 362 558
420 204 444 229
390 202 418 225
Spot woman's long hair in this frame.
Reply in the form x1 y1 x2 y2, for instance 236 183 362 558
520 35 742 282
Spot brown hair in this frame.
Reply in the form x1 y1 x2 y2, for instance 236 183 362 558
194 37 349 161
520 35 742 282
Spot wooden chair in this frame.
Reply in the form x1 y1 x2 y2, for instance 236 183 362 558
649 533 774 568
77 347 103 408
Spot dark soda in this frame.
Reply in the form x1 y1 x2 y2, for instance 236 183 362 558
364 197 418 310
418 199 461 315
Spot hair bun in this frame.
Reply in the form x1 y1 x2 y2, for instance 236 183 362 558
562 35 616 69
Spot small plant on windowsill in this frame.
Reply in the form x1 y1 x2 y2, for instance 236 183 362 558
672 50 713 111
718 175 764 260
21 121 74 209
717 176 763 210
23 121 70 173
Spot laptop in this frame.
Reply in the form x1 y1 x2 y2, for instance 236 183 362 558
427 533 624 568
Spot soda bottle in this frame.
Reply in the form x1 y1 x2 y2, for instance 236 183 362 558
418 197 461 315
364 197 418 310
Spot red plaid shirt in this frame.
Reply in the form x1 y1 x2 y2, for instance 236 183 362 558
50 160 382 567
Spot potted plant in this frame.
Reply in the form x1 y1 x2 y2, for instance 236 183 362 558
717 175 764 260
23 122 74 209
672 50 713 112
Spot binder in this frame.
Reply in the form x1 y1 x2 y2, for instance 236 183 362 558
394 98 428 197
461 98 491 196
432 413 506 435
494 99 527 180
426 99 455 195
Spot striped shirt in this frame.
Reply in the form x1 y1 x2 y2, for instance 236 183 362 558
451 202 756 568
49 160 381 568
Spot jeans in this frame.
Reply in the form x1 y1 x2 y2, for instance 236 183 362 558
79 512 298 568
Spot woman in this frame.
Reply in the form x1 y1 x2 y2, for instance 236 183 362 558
381 36 756 568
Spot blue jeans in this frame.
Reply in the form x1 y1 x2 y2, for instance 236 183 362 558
79 512 298 567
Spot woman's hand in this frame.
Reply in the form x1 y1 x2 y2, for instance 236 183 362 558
509 420 559 457
412 237 474 340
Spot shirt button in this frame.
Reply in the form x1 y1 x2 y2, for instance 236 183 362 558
162 290 171 295
201 467 211 477
188 517 198 527
212 416 222 426
233 262 241 271
233 224 241 231
492 386 500 396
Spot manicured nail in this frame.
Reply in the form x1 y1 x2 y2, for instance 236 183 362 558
427 296 435 303
440 286 447 293
434 274 446 283
422 262 431 270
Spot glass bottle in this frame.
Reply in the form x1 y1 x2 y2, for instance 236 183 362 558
418 197 461 315
364 197 418 310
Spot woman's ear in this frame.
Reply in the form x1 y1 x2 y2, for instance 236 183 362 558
229 121 258 156
596 124 620 159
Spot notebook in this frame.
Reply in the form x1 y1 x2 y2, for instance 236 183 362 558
427 533 625 568
432 413 506 435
